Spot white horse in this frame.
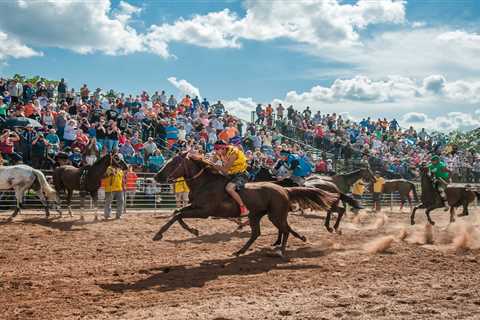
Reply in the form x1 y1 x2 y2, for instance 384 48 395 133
0 165 58 219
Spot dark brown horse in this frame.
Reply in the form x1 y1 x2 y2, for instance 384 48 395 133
153 153 339 257
382 179 419 211
411 166 479 225
252 168 361 233
308 167 376 194
52 153 127 220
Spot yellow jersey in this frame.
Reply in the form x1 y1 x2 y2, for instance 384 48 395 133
352 179 366 196
175 177 189 193
373 177 385 193
103 166 124 192
226 146 247 174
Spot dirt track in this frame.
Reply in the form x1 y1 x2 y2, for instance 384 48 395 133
1 208 480 320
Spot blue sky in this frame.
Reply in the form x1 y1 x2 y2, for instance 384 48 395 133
1 0 480 131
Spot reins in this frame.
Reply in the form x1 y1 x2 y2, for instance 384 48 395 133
167 156 206 183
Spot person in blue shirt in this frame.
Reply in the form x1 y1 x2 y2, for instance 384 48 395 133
389 118 399 131
275 150 312 185
147 150 165 172
165 121 179 148
69 147 83 167
201 98 210 110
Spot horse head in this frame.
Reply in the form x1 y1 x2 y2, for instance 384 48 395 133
111 153 128 170
154 151 192 183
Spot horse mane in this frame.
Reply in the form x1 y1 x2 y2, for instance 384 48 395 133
188 156 224 177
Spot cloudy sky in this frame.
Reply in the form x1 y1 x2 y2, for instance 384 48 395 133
1 0 480 131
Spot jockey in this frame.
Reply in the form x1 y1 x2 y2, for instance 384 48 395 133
428 155 450 202
213 140 250 217
276 150 312 186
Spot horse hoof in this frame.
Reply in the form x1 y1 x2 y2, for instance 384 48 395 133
153 233 163 241
429 221 435 226
335 229 342 235
300 236 307 242
410 220 415 226
232 250 243 257
326 227 334 233
191 229 199 237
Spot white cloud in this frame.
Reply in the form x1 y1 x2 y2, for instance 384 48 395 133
0 31 41 60
144 0 405 57
167 77 201 98
401 111 480 132
224 97 258 121
411 21 426 28
0 0 144 56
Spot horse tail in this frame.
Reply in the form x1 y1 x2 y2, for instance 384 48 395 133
286 187 339 211
32 169 57 201
339 193 363 209
410 182 419 202
474 192 480 201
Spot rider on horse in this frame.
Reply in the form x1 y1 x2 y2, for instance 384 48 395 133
212 140 250 217
276 150 312 186
428 155 451 203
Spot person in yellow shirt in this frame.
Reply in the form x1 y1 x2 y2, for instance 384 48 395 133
213 140 250 217
372 172 385 212
352 179 366 213
103 165 125 219
175 177 189 208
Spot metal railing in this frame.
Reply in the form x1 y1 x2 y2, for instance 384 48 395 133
0 172 177 213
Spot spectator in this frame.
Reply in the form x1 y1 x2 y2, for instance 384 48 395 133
175 177 189 208
103 165 125 219
31 133 48 169
0 129 22 164
147 149 165 172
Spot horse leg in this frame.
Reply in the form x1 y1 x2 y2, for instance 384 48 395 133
288 225 306 242
407 195 413 212
458 199 469 217
272 232 282 247
333 206 346 234
449 206 456 223
425 208 435 225
399 197 404 212
325 210 333 233
153 207 208 241
91 191 99 221
10 187 24 219
410 204 424 225
278 231 290 258
234 214 261 256
66 189 74 218
37 191 50 219
178 218 199 236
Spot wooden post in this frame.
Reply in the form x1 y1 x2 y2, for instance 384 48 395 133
390 193 393 212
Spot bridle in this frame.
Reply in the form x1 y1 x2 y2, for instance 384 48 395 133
166 154 206 183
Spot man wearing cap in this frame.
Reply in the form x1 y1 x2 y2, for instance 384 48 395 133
213 140 250 217
276 150 312 186
429 155 451 202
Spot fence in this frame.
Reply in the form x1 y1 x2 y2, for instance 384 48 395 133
0 172 177 213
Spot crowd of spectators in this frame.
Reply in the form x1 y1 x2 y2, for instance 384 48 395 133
0 75 479 182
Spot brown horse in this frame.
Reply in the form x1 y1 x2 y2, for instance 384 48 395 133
153 153 339 257
252 170 361 234
411 166 479 225
52 153 127 220
382 179 419 211
307 167 376 194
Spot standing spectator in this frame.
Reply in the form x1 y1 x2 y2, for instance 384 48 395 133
167 95 177 110
0 129 22 164
175 177 189 208
31 133 48 169
125 166 138 207
57 78 67 101
143 137 158 161
84 137 100 165
0 96 7 120
80 84 89 102
63 119 77 147
103 165 125 219
21 124 36 164
165 120 179 148
276 103 284 120
372 172 385 212
147 149 165 172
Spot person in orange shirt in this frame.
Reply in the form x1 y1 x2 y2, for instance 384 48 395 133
23 101 35 117
265 104 273 117
125 166 138 207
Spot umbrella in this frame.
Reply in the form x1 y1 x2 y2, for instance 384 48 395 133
2 117 43 129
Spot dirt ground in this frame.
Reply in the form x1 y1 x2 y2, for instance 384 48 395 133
1 207 480 320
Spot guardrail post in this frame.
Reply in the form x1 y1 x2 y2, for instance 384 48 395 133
390 193 393 212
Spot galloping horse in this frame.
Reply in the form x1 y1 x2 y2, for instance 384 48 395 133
0 165 58 219
153 153 339 257
411 166 479 225
308 167 376 210
52 153 127 220
382 179 419 211
251 167 361 233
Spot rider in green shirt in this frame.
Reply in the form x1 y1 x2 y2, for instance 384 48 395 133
428 155 450 202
